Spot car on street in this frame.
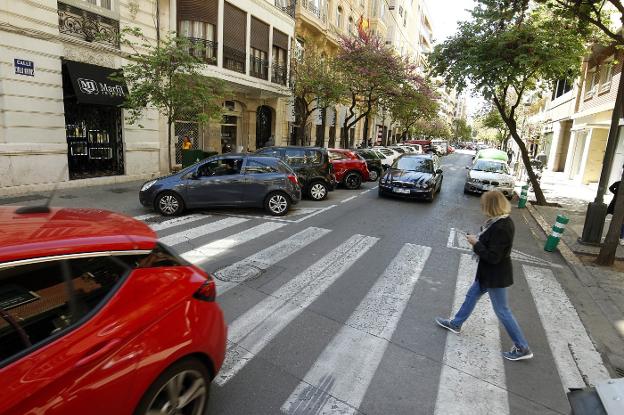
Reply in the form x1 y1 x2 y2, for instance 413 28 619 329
256 146 335 201
464 158 515 199
379 154 444 202
370 148 394 168
373 147 402 165
0 206 226 415
401 144 424 154
328 149 371 189
140 154 301 216
355 149 384 181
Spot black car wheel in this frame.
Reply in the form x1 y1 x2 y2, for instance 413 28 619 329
156 191 184 216
308 181 328 201
134 357 210 415
368 168 380 182
344 172 362 190
265 192 291 216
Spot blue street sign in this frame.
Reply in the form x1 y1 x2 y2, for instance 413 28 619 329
14 59 34 76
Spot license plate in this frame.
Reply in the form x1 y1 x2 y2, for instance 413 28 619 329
393 187 410 194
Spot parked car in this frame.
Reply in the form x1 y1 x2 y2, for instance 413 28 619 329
328 149 371 189
379 154 444 202
140 154 301 216
355 149 384 181
256 146 335 201
400 144 423 154
370 148 394 168
0 206 226 415
372 147 402 165
464 158 515 199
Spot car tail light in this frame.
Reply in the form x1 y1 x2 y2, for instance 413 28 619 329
287 174 299 186
193 276 216 302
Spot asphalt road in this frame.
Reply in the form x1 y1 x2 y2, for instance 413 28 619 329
1 152 611 414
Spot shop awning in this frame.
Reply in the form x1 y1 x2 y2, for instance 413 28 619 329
63 60 128 106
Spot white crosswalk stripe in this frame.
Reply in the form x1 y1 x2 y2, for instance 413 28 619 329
434 254 509 415
158 217 249 246
523 265 610 390
214 226 332 295
149 214 210 232
282 244 431 415
133 213 159 221
215 234 379 386
180 222 286 265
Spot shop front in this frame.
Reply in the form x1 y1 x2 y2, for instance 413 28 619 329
62 60 127 180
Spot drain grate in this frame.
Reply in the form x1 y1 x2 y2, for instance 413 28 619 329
615 366 624 378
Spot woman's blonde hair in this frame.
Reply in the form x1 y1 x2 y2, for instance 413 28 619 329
480 190 511 217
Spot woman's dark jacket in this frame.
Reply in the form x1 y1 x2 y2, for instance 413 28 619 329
473 216 514 288
607 181 620 215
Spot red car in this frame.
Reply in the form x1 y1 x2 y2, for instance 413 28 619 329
0 206 226 415
328 149 371 189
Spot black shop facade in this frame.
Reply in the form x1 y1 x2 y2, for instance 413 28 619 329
62 60 128 180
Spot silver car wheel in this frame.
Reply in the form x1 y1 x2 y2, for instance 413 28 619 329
310 183 327 200
269 194 288 214
369 169 379 181
159 195 179 215
145 369 206 415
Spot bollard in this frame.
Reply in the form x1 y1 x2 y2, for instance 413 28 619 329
545 215 570 252
517 185 529 208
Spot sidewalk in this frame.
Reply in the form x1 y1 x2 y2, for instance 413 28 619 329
522 170 624 376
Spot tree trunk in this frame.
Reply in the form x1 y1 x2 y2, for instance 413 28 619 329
596 168 624 265
167 118 173 172
506 119 548 205
340 119 349 148
363 115 369 146
315 108 326 147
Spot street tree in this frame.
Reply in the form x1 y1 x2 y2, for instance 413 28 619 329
291 48 345 147
388 83 438 141
336 33 421 148
412 117 452 139
429 0 588 205
114 29 224 171
480 107 510 149
538 0 624 264
452 118 473 143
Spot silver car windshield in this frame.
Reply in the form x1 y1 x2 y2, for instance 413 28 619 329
472 160 509 174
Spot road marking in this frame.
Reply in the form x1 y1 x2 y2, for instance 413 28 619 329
215 234 379 386
159 217 249 246
133 213 159 221
434 254 509 415
149 214 209 232
372 185 379 189
214 227 332 295
219 205 338 223
180 222 286 264
282 244 431 414
360 189 371 194
523 265 609 390
341 195 358 203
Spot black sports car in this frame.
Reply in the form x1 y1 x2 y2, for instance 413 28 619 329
378 154 443 202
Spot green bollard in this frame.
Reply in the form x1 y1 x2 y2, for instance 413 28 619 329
518 185 529 208
545 215 570 252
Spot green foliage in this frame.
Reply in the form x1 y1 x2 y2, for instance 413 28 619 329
113 29 224 170
388 82 439 138
452 118 473 141
412 117 452 139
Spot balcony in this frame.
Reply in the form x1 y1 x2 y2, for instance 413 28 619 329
223 46 246 74
57 2 119 48
272 63 288 86
187 37 217 65
250 56 269 80
274 0 296 18
299 0 328 24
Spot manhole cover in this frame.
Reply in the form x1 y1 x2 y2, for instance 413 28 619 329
215 263 264 282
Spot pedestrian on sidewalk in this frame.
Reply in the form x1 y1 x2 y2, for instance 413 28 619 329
607 166 624 245
435 190 533 361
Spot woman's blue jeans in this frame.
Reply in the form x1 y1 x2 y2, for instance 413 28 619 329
451 279 530 350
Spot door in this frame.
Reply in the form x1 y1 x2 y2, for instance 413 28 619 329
0 256 140 415
328 150 349 182
242 158 283 206
185 157 246 206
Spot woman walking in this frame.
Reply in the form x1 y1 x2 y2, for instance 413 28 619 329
435 190 533 361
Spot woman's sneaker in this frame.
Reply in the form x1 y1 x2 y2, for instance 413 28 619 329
435 317 462 334
503 346 533 361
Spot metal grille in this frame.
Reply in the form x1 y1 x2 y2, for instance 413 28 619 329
174 121 199 164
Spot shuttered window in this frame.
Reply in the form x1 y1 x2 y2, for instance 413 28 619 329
272 29 289 50
251 17 269 52
223 2 247 73
177 0 218 25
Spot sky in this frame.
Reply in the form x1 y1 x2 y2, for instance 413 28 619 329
425 0 484 118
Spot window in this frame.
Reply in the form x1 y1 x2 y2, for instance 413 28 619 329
86 0 112 9
197 158 243 177
257 149 283 158
336 6 343 28
329 151 347 160
372 0 378 17
285 148 307 165
394 157 433 172
251 47 268 79
348 16 354 33
244 159 279 174
0 255 142 364
179 20 216 61
273 46 287 67
599 61 613 93
552 79 572 100
584 67 598 99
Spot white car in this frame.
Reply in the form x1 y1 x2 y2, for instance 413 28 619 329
401 144 423 154
373 147 402 165
464 158 515 199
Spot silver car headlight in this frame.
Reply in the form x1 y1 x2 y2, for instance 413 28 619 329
141 180 157 192
469 178 480 184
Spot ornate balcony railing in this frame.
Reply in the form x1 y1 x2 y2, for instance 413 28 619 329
275 0 296 18
187 37 217 65
300 0 327 23
223 46 246 74
250 56 269 80
272 63 288 86
58 2 119 48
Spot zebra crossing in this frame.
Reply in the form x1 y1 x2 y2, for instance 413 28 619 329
136 213 610 415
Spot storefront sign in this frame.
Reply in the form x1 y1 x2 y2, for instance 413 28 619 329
14 59 34 76
64 60 128 106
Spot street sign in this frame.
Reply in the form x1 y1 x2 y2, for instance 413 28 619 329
14 59 34 76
